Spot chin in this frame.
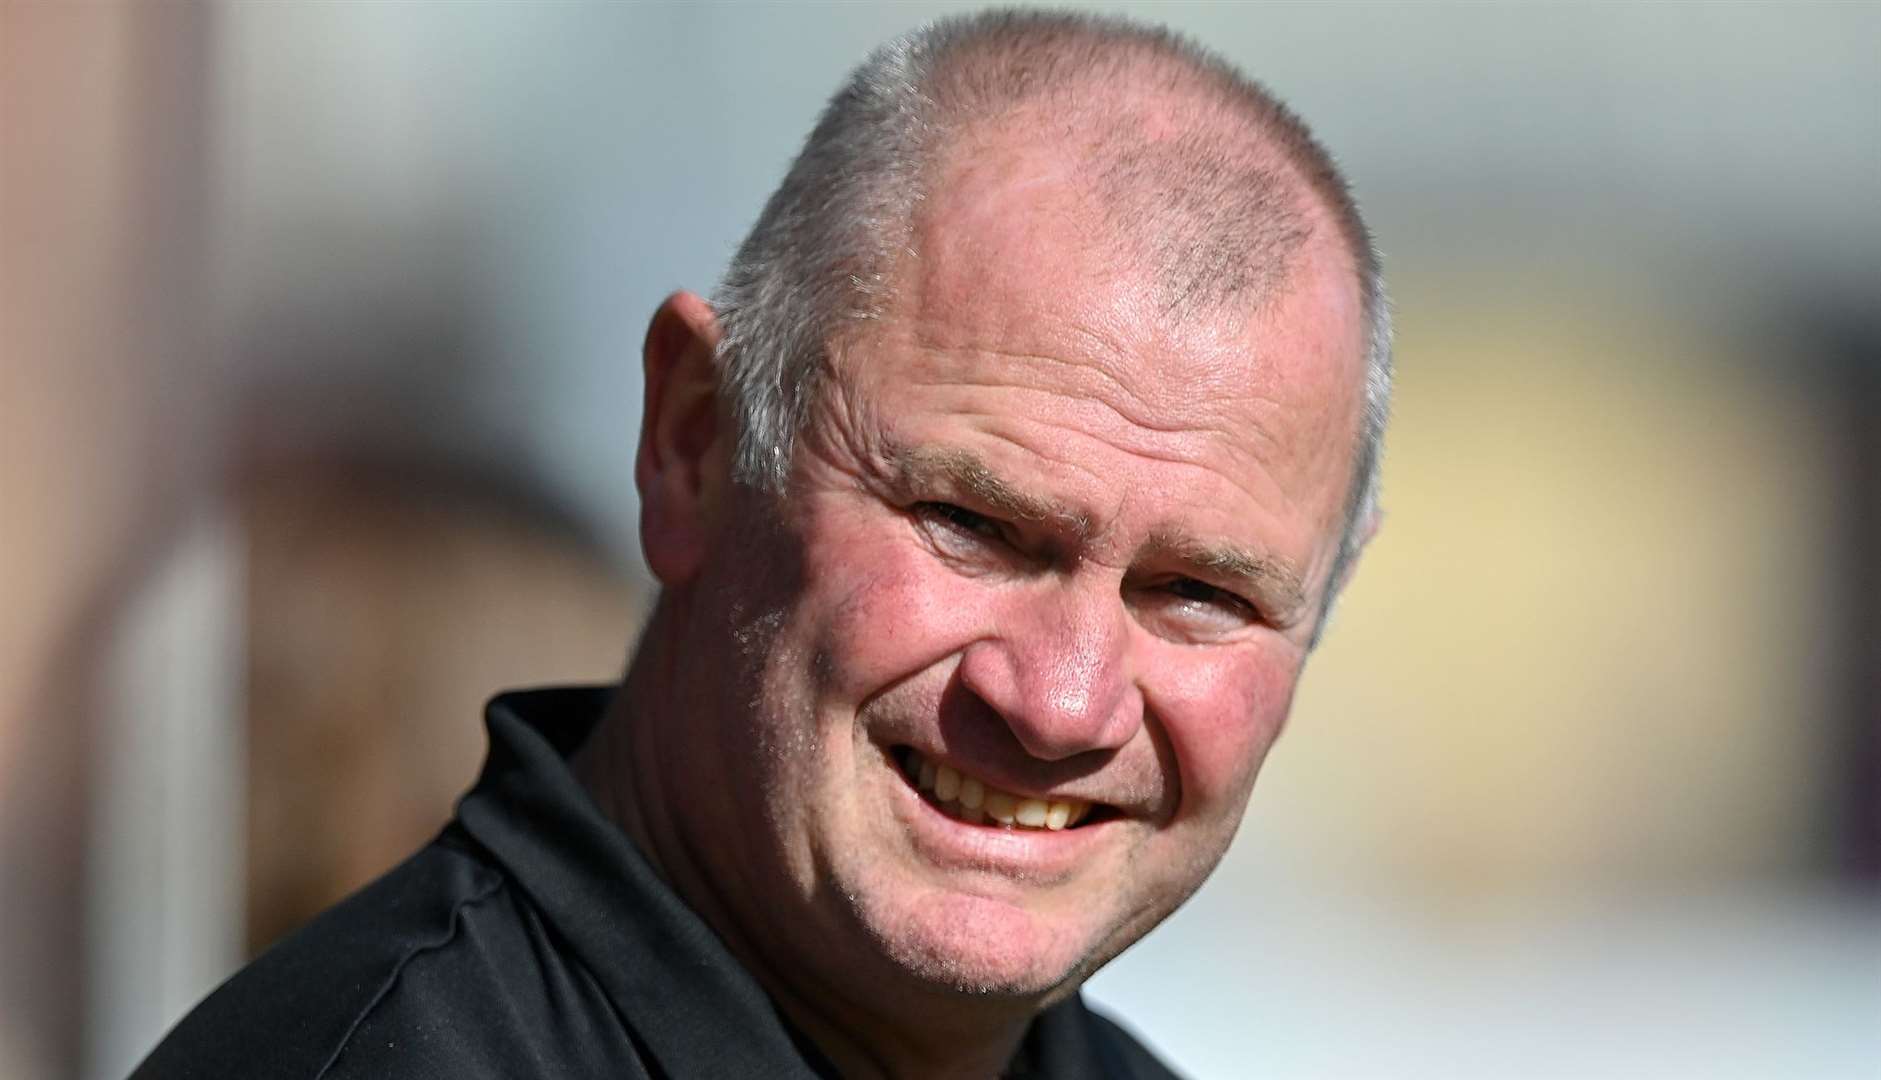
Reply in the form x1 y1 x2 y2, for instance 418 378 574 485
852 885 1105 1002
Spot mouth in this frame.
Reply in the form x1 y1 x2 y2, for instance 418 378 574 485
893 747 1115 832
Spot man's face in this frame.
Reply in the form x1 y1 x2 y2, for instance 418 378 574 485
678 135 1367 1008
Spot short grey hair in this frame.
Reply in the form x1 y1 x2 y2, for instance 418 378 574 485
711 9 1391 629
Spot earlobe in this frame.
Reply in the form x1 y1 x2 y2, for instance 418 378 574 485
636 291 729 586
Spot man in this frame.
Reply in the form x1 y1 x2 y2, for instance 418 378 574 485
138 9 1389 1078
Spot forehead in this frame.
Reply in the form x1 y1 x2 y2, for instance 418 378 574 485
925 126 1349 360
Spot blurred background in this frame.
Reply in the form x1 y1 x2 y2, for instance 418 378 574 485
4 2 1877 1077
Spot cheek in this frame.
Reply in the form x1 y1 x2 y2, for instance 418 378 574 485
799 516 987 704
1149 647 1300 817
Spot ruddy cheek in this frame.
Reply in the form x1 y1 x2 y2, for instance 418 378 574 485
815 536 984 699
1152 655 1294 813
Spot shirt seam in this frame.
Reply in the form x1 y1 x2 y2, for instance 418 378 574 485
310 869 508 1080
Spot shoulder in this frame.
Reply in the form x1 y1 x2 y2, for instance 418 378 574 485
132 831 623 1080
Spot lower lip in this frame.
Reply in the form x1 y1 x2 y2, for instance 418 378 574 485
888 757 1112 882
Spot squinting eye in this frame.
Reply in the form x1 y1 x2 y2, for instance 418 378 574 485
915 502 1006 543
1163 577 1256 617
1126 574 1263 643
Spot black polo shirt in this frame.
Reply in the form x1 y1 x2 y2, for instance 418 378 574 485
134 687 1180 1079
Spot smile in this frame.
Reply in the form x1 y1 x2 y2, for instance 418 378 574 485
896 748 1099 831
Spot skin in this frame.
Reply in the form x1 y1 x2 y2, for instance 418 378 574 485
576 121 1370 1078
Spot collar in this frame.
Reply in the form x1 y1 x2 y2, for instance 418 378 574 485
457 686 834 1079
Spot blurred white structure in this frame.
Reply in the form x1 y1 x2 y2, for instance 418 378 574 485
85 517 246 1080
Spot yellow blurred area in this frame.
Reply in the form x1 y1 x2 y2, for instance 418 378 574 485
1282 281 1832 893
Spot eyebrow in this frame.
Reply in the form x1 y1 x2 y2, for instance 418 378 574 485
887 443 1093 537
885 441 1309 622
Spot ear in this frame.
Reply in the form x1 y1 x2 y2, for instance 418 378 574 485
1327 506 1382 602
1308 507 1380 648
636 291 730 587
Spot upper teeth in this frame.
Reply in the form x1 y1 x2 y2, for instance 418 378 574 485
906 750 1091 831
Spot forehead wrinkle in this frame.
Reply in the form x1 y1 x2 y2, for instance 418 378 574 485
886 441 1094 538
909 315 1148 412
897 369 1285 509
902 347 1257 449
878 358 1302 542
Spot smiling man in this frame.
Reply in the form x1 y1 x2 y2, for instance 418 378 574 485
139 9 1389 1079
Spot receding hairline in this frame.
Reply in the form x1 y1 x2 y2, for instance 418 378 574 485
894 14 1379 295
919 100 1323 303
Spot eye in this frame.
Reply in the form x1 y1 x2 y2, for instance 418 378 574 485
914 501 1006 544
1162 577 1254 615
1129 576 1262 641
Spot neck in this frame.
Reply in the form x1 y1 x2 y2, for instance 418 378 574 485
573 598 1041 1078
768 983 1031 1080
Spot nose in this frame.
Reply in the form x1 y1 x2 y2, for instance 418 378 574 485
957 583 1142 761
